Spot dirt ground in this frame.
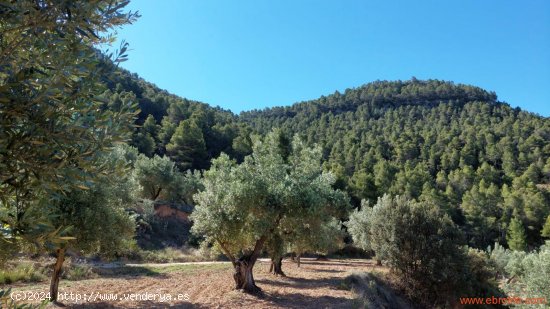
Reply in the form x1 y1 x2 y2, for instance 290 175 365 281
9 258 380 308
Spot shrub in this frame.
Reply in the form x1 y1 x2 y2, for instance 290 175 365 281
463 248 504 299
0 262 47 284
488 242 512 278
348 195 468 304
502 241 550 306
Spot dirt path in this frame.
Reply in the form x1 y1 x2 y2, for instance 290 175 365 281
12 258 380 308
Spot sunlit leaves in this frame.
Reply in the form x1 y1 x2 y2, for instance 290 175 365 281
0 0 139 251
191 130 350 259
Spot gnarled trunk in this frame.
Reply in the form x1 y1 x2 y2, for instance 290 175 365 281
233 255 260 293
50 248 65 303
232 235 267 294
297 254 301 267
270 257 285 276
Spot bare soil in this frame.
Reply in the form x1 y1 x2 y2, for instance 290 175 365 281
9 258 382 308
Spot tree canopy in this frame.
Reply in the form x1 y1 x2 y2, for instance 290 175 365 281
191 130 349 292
0 0 139 250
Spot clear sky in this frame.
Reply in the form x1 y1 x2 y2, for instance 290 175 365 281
113 0 550 116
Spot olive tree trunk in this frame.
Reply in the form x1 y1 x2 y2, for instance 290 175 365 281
233 256 260 293
270 256 285 276
232 236 266 294
296 253 301 267
50 248 65 303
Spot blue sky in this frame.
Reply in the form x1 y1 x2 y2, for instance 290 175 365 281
113 0 550 116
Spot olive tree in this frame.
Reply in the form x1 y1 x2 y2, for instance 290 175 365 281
191 130 349 293
287 219 344 268
0 0 139 251
347 194 467 302
265 218 345 276
346 199 378 262
502 241 550 305
266 138 349 275
133 154 202 204
133 154 176 200
46 146 139 302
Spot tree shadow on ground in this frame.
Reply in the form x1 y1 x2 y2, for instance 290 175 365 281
298 260 374 268
308 268 345 273
256 275 343 290
263 291 355 308
93 266 169 279
252 267 359 308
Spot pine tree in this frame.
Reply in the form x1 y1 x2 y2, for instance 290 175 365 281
166 119 207 170
143 114 160 138
133 132 155 157
507 217 527 251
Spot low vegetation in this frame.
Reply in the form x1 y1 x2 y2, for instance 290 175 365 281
0 262 47 285
490 241 550 305
133 247 219 263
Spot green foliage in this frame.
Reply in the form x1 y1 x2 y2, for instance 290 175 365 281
133 154 178 200
166 119 208 170
0 0 138 253
191 130 349 261
348 194 469 303
501 241 550 307
502 179 549 244
463 248 503 299
461 180 503 247
542 215 550 238
488 242 512 276
285 218 345 258
239 79 550 249
132 153 202 204
121 77 550 251
49 147 139 257
346 199 374 252
107 68 252 169
133 131 156 157
134 115 160 156
507 217 527 251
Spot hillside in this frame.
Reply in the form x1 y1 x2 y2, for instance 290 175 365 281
240 79 550 249
118 76 550 250
104 68 253 169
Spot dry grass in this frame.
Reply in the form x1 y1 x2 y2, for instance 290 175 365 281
7 258 382 308
136 247 218 263
0 262 47 285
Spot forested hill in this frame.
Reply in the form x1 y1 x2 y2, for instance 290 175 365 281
240 79 498 130
117 74 550 250
239 79 550 249
104 68 253 169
